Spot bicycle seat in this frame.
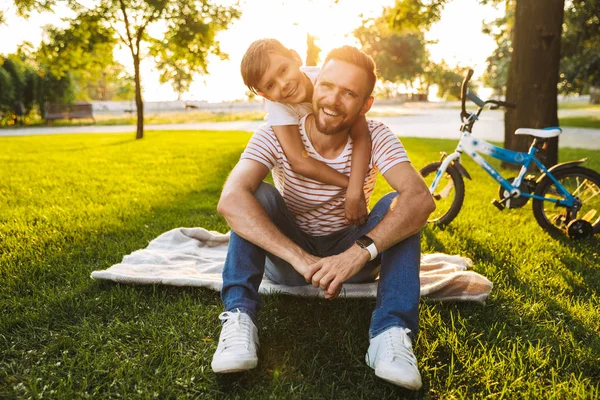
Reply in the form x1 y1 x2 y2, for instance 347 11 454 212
515 127 562 138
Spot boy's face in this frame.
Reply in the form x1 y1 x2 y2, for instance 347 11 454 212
312 59 373 134
256 52 310 104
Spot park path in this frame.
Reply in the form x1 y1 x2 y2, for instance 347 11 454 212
2 108 599 149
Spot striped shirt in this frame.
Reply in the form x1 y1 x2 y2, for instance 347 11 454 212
241 115 410 236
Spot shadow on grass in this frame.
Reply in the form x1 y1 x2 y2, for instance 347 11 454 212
440 226 599 378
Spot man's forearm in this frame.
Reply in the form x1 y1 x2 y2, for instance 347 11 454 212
218 189 309 268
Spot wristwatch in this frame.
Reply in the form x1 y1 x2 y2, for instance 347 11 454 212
356 235 378 261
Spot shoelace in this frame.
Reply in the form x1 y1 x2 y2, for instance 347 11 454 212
384 329 417 366
218 311 252 350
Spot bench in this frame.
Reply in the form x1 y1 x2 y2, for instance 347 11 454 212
45 103 95 123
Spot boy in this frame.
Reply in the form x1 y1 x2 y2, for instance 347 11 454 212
240 38 372 225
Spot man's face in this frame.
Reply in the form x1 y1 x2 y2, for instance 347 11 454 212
312 59 373 135
256 52 308 104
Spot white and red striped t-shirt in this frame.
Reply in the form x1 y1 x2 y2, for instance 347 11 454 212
241 115 410 236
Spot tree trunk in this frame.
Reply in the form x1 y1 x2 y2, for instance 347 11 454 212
504 0 564 169
133 55 144 140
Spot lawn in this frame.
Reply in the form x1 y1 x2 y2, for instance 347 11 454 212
559 115 600 129
0 110 267 128
1 131 599 399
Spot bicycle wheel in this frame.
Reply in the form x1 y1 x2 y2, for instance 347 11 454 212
420 161 465 226
532 166 600 236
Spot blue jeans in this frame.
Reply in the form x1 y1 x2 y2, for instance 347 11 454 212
221 183 421 338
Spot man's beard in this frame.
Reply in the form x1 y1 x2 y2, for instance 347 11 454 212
314 105 357 135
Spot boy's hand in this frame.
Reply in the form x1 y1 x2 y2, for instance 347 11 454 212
345 188 368 225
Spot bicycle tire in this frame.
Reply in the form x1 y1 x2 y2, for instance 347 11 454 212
532 166 600 236
420 161 465 226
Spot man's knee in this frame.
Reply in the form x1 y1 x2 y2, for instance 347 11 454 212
254 182 283 215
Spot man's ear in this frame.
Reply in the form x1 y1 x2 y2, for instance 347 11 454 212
290 49 303 66
360 96 374 115
257 91 272 101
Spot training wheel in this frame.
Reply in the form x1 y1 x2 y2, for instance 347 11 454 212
566 219 593 239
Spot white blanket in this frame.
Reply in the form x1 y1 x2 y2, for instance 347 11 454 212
91 228 493 302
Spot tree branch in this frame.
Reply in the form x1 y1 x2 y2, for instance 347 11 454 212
118 0 135 56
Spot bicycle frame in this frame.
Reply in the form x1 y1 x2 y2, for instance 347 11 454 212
429 128 576 207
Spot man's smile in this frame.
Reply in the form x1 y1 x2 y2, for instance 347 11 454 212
322 107 341 117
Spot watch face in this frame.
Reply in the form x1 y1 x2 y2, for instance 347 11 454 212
356 235 374 248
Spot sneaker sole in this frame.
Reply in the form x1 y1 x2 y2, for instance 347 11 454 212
365 353 422 391
211 357 258 374
374 367 422 390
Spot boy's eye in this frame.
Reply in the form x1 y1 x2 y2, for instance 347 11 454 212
281 66 287 74
267 83 274 90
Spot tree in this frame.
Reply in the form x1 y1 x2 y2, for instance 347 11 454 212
73 0 240 139
481 1 514 96
559 0 600 96
36 12 126 101
427 61 471 100
354 10 429 94
1 0 55 24
388 0 567 167
504 0 564 167
0 67 16 116
483 0 600 99
306 33 321 66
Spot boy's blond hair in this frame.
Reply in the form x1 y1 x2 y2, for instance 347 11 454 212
241 39 298 95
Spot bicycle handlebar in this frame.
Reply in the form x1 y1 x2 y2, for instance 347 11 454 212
460 69 517 123
466 90 485 107
461 69 474 120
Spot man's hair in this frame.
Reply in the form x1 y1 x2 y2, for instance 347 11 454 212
322 46 377 98
241 39 297 94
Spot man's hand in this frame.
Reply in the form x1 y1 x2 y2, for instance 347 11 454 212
304 245 370 300
345 188 368 225
292 252 321 277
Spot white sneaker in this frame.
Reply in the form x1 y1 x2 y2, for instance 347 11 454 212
211 310 259 373
365 327 422 390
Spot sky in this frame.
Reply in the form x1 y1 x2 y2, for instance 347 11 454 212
0 0 503 102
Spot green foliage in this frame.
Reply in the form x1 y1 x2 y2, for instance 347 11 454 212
36 67 76 116
0 132 598 398
306 33 321 66
22 65 38 113
143 0 241 97
427 61 471 100
35 12 132 101
388 0 446 31
0 67 16 113
1 57 26 104
354 12 429 89
481 1 514 96
560 0 600 94
0 55 40 123
483 0 600 97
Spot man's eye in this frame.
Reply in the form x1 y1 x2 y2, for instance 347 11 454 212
345 91 355 97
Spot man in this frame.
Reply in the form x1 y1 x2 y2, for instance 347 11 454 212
212 46 435 390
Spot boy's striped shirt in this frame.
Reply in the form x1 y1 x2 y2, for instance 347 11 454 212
241 115 410 236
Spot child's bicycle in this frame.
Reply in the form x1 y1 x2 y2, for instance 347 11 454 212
420 69 600 239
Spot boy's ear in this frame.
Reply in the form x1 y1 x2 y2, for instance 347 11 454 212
359 96 374 115
290 49 303 66
257 91 272 101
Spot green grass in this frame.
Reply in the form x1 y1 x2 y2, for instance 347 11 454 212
0 110 267 128
1 131 599 399
560 115 600 129
558 102 600 111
